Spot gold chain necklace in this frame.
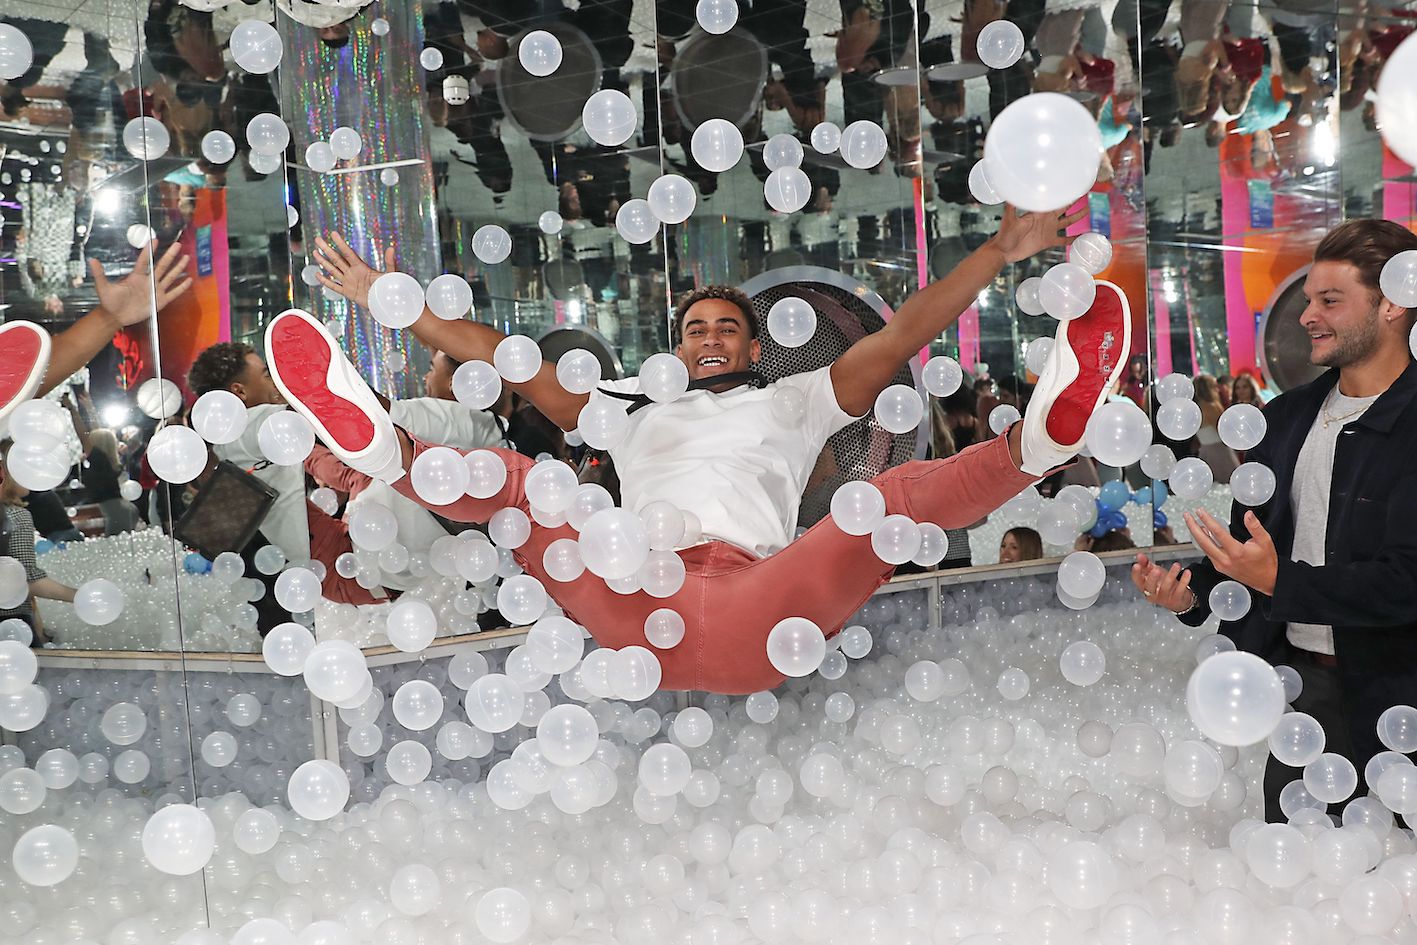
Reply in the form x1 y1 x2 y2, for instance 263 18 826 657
1321 396 1374 429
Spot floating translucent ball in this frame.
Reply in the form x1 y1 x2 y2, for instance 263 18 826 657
1083 400 1153 467
874 385 922 435
578 508 650 580
1156 397 1202 440
11 825 77 887
1268 711 1325 766
392 679 445 731
766 296 815 347
690 118 744 172
1230 462 1276 507
1378 704 1417 753
490 507 531 549
1070 232 1113 275
1378 34 1417 169
0 684 46 731
0 767 44 814
287 759 350 821
976 19 1025 68
74 578 125 625
542 538 585 582
199 730 237 767
1058 550 1105 598
329 126 361 159
526 615 583 673
123 116 170 160
249 149 282 174
1186 650 1286 746
498 574 548 624
246 112 289 156
983 92 1101 212
369 271 426 329
1015 276 1046 316
615 198 658 244
764 167 811 213
230 19 282 73
137 376 183 419
1153 373 1192 404
257 410 315 466
472 224 513 264
635 353 689 406
640 179 697 234
142 804 216 875
126 223 154 249
968 160 1002 205
1060 640 1106 685
1139 444 1177 481
1208 580 1252 621
465 674 525 733
493 334 542 383
766 616 826 677
518 29 563 76
0 640 36 695
1039 262 1096 321
1218 403 1266 451
538 210 564 234
577 398 630 450
988 404 1021 434
870 514 921 565
1378 249 1417 308
411 446 471 506
452 360 503 409
582 89 636 147
763 133 804 172
303 641 369 703
190 390 248 445
419 46 444 71
839 119 887 169
0 23 35 81
7 399 69 450
273 567 320 612
1025 337 1053 376
610 645 663 700
922 356 963 396
696 0 739 33
1169 456 1214 501
830 480 885 536
810 121 841 154
643 608 686 649
1303 751 1358 804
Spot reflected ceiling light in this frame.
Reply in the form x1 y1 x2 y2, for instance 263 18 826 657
1312 119 1336 168
94 190 120 215
101 403 130 428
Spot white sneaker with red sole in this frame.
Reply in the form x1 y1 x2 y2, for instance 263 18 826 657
1019 280 1132 476
265 309 404 482
0 321 53 428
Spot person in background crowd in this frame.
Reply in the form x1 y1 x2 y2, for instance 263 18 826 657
1193 374 1239 483
1 441 79 645
999 526 1044 563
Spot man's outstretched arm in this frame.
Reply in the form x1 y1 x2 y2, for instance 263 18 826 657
41 242 192 395
313 234 590 431
828 205 1084 417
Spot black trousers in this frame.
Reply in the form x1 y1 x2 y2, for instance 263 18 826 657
1262 649 1356 823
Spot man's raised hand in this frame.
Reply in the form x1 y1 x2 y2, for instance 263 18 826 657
314 233 397 309
988 204 1089 264
90 241 192 327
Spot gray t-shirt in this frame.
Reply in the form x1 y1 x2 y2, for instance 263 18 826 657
1286 386 1379 654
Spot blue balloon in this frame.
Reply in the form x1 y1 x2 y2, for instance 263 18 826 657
1103 510 1127 531
184 552 212 574
1089 521 1111 538
1133 485 1152 506
1098 480 1131 512
1152 480 1169 507
1154 509 1169 528
34 538 55 555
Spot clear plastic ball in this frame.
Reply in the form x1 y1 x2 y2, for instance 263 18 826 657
142 805 216 875
369 272 425 329
146 425 208 484
123 116 170 160
1186 650 1286 746
766 616 826 677
519 29 563 76
1039 262 1097 321
493 334 543 383
452 360 504 409
690 118 744 172
581 89 637 146
982 92 1102 212
976 19 1025 68
840 120 888 169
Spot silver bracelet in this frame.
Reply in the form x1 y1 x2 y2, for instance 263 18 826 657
1173 589 1199 616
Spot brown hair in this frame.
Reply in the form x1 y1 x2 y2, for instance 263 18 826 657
1314 219 1417 305
1002 526 1043 561
672 285 759 343
187 342 254 397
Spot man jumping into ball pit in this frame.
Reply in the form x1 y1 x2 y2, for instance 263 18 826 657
266 206 1131 695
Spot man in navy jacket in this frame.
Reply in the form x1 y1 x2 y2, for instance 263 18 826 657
1134 219 1417 822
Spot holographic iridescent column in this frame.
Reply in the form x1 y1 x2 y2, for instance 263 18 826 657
278 2 439 397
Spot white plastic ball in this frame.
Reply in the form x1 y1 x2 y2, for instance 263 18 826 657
519 30 563 76
582 89 637 147
982 92 1102 212
690 118 744 172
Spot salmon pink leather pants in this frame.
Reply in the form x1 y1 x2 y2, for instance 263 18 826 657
394 433 1036 693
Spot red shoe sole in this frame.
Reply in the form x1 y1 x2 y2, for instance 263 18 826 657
0 325 44 409
1044 285 1128 447
269 317 376 453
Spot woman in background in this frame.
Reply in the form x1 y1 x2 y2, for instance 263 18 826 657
999 526 1044 564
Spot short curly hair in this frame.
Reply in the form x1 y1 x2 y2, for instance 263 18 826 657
187 342 255 397
672 285 758 343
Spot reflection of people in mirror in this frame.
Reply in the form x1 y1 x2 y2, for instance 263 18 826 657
0 441 79 647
